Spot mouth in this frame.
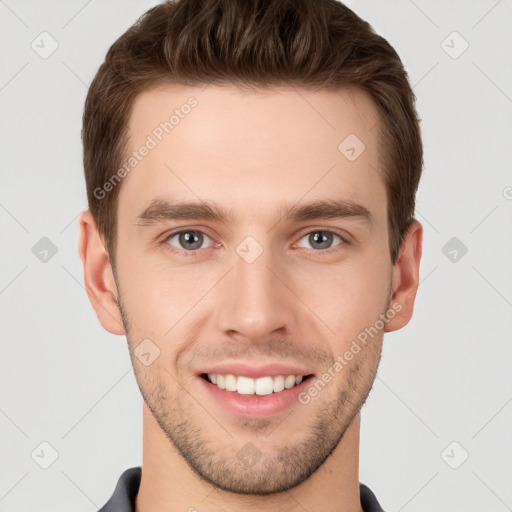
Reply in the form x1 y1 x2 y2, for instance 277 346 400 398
200 372 314 395
196 363 316 418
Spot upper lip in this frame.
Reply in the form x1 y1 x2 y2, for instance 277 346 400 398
198 362 315 379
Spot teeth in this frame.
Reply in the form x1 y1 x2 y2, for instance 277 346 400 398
273 375 285 392
237 376 255 395
255 376 273 395
284 375 296 389
206 373 307 395
224 374 237 392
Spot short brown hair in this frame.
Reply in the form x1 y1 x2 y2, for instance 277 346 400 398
82 0 423 264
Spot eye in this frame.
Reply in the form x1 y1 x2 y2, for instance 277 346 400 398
162 228 346 256
165 230 214 252
296 230 345 251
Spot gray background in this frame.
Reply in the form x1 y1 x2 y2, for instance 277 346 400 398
1 0 511 510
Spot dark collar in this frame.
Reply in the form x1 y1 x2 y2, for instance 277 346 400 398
98 466 386 512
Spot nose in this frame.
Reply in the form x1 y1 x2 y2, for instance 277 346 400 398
215 241 297 343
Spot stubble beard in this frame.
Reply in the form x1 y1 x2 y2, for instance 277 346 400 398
117 294 385 495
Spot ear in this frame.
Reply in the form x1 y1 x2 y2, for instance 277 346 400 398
385 219 423 332
77 210 125 335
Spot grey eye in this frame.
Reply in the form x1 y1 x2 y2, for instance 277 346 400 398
297 231 343 250
167 230 213 251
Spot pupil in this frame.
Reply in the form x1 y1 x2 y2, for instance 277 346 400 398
181 231 201 249
311 231 331 249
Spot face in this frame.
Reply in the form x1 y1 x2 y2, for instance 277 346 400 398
85 84 417 495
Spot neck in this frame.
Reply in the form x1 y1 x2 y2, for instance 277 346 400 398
135 403 364 512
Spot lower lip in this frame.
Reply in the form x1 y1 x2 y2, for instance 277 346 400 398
198 375 313 419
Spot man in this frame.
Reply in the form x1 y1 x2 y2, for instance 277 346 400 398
78 0 423 510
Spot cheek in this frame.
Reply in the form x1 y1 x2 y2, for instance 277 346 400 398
295 257 391 341
116 248 218 337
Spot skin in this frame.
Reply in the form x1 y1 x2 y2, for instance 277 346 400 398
78 84 422 512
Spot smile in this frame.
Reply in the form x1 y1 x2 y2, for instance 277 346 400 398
202 373 312 395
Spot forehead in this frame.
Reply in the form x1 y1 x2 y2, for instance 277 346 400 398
118 83 386 226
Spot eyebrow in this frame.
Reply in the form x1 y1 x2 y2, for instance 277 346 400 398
135 198 374 227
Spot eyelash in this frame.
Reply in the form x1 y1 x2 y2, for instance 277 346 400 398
161 228 349 257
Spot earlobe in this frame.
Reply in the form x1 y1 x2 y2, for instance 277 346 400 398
385 219 423 332
78 210 125 335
